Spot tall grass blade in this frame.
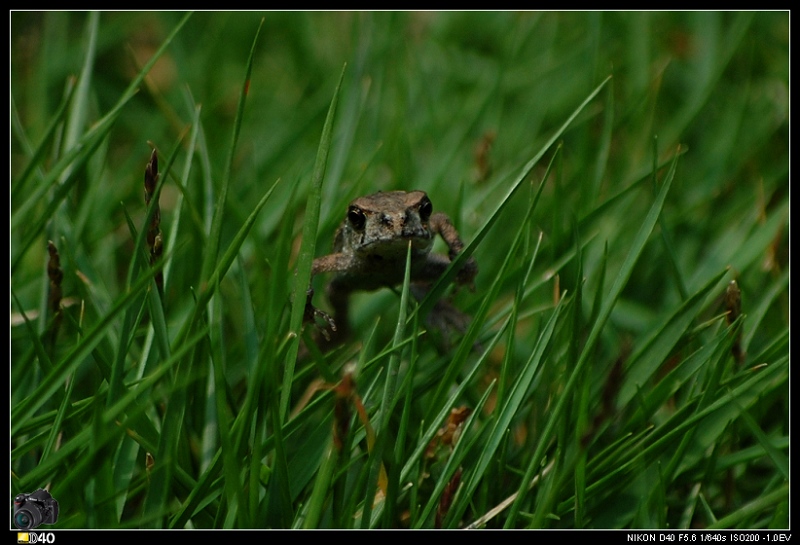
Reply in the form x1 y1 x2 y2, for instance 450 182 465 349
281 64 347 422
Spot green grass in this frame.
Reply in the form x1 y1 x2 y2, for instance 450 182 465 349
10 11 788 529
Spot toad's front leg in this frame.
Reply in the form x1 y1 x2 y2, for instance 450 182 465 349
305 253 355 345
428 212 478 288
304 287 336 340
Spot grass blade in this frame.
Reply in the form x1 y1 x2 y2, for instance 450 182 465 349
281 63 347 422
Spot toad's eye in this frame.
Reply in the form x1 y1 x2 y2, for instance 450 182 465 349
347 206 367 231
418 197 433 222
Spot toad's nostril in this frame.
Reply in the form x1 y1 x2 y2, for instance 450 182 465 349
380 214 393 226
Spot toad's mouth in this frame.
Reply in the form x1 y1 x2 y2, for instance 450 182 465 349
357 232 433 257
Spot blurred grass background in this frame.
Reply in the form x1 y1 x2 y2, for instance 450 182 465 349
10 11 788 529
